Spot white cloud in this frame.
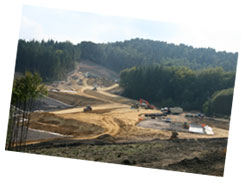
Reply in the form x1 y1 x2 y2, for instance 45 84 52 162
170 24 241 52
86 22 148 43
18 7 241 52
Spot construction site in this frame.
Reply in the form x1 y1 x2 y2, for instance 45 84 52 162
15 61 230 176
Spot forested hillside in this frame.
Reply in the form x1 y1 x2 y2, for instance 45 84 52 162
14 38 238 115
203 88 234 116
15 38 238 81
15 40 79 81
120 66 235 113
78 38 238 72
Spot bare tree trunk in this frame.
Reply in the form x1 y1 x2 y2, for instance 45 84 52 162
12 103 21 151
7 98 35 151
23 98 34 148
7 105 16 150
13 105 22 151
19 98 27 150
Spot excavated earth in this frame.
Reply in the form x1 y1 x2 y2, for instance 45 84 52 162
17 64 230 176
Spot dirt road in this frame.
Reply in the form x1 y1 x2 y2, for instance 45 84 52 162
28 65 229 144
20 63 230 177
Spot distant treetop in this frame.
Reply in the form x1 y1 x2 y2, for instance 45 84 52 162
15 38 238 82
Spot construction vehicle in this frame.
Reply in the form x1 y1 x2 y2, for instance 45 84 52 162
139 99 155 109
84 105 92 112
170 131 179 140
161 107 169 113
160 107 183 115
131 103 139 109
92 84 98 91
194 113 204 118
183 122 190 129
162 118 172 123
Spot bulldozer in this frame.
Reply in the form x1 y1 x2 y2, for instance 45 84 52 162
84 105 92 112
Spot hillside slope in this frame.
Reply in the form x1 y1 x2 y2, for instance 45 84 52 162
78 60 119 80
14 38 238 82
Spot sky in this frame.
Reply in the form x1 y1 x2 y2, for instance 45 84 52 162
19 5 240 53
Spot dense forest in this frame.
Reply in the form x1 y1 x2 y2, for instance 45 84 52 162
15 40 79 81
15 38 238 115
203 88 234 116
120 66 235 114
15 38 238 81
79 39 238 72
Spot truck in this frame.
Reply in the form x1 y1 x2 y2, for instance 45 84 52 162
160 107 183 115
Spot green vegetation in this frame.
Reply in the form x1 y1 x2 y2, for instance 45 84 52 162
6 72 47 150
16 40 79 81
120 66 235 112
14 38 238 115
78 39 238 72
203 88 234 117
15 38 238 82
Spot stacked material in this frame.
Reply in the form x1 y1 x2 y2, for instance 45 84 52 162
189 123 214 135
204 126 214 135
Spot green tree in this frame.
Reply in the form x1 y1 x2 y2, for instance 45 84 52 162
203 88 234 117
15 38 238 82
6 72 47 150
120 65 235 112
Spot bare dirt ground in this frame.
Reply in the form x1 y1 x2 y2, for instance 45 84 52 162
28 62 229 144
77 60 119 80
22 63 230 176
25 138 227 176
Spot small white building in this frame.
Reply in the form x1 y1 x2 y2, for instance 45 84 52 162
189 123 204 134
189 123 214 135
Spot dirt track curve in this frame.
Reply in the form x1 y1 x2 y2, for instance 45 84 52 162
28 66 229 144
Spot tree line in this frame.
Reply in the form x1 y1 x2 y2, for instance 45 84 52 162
203 88 234 117
78 38 238 72
14 39 237 116
15 38 238 82
15 40 79 81
120 65 235 116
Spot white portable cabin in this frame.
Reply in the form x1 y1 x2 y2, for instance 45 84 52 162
204 126 214 135
189 123 204 134
189 123 214 135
